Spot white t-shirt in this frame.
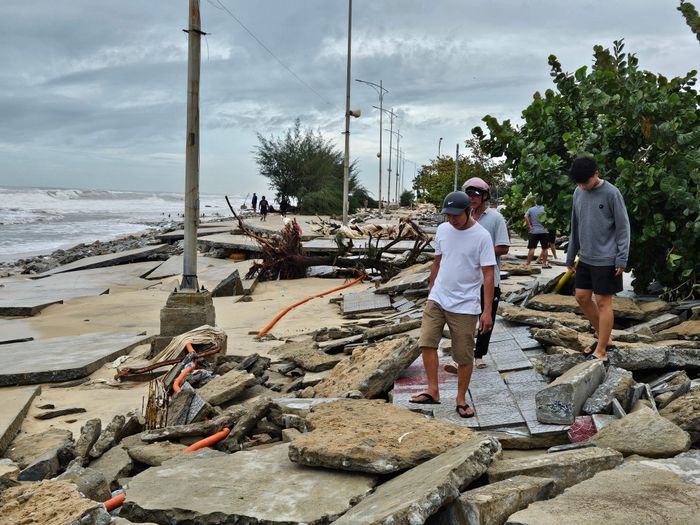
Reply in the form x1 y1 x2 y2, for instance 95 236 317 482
428 221 497 314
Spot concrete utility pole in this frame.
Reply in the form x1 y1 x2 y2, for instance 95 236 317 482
382 108 396 208
154 0 215 354
394 130 401 204
182 0 201 291
357 79 388 213
453 143 460 191
342 0 352 225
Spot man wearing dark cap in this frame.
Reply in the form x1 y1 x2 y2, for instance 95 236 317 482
409 191 496 418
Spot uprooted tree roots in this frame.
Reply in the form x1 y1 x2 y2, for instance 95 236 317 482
225 196 431 282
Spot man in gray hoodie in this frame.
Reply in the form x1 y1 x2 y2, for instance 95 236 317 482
566 157 630 364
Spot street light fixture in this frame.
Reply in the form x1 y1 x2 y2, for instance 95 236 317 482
438 137 443 158
342 0 353 225
374 106 396 209
356 78 388 213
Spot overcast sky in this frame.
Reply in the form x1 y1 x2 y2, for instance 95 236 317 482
0 1 697 198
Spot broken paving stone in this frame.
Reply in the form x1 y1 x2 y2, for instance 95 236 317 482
655 379 691 409
659 388 700 445
536 360 606 424
363 319 422 341
119 411 145 441
74 419 101 458
532 353 585 378
288 399 475 474
591 407 691 458
126 441 187 466
526 293 645 320
530 325 584 351
56 464 111 502
269 340 342 372
333 437 501 525
629 312 682 335
488 446 623 494
122 443 377 525
89 414 125 459
0 479 102 525
165 383 212 427
312 336 420 399
583 366 635 415
607 345 700 370
196 369 257 405
430 475 555 525
33 407 86 420
6 428 74 481
505 461 700 525
140 407 246 443
499 306 590 331
485 428 569 450
219 397 274 452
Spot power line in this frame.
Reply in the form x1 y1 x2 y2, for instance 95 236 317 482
212 0 335 107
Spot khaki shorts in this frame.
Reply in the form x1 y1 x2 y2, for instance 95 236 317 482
418 300 477 365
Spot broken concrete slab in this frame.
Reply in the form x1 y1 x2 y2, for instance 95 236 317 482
592 407 691 457
74 418 101 459
529 325 584 350
89 414 125 459
536 360 606 424
433 475 555 525
655 319 700 341
126 441 187 466
122 443 377 524
488 446 623 493
608 345 700 370
156 225 236 243
333 437 501 525
532 353 586 378
342 290 392 315
6 428 74 481
56 463 111 502
486 428 569 450
636 449 700 486
659 388 700 445
88 445 133 489
148 254 248 297
499 306 590 331
269 340 343 372
375 270 431 294
195 233 263 253
196 369 257 405
505 461 700 525
583 366 635 414
0 332 151 386
33 244 167 278
313 336 420 398
165 383 211 427
526 293 645 320
288 399 475 473
629 312 682 335
0 386 41 455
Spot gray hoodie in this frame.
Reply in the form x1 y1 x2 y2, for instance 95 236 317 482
566 180 630 268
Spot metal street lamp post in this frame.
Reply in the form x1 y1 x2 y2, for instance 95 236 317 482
438 137 443 158
356 79 388 213
375 106 396 209
342 0 353 225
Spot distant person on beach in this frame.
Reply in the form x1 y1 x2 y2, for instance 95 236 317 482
279 197 288 217
443 177 509 372
259 196 269 221
409 191 496 419
524 201 550 268
567 157 630 365
251 193 258 212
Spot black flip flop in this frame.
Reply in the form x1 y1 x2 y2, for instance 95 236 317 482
585 353 610 367
582 341 597 357
456 404 475 418
409 392 441 405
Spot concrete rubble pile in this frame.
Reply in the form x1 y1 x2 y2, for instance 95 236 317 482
1 212 699 525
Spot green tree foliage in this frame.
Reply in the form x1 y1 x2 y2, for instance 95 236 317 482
679 0 700 43
473 40 700 299
412 139 508 206
254 119 366 215
399 189 414 207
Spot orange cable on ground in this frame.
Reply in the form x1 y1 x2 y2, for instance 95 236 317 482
256 274 366 338
183 427 231 454
172 365 195 393
104 492 126 511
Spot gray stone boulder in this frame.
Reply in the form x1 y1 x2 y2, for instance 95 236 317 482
591 407 691 457
583 366 634 414
88 445 133 490
499 306 590 331
89 414 125 459
536 360 606 424
607 345 700 370
530 325 584 350
313 336 420 398
487 447 623 494
196 369 257 405
333 437 501 525
659 388 700 444
505 461 700 524
288 399 476 473
527 293 645 320
6 428 74 481
122 443 377 525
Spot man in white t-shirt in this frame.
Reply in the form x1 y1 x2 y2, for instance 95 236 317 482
409 191 496 418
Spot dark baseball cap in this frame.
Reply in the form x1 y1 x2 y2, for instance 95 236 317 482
441 191 471 215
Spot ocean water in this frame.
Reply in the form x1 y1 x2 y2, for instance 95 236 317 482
0 186 246 262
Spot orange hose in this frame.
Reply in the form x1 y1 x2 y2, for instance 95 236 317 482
185 342 195 353
256 274 366 338
183 427 231 454
104 492 126 511
173 365 195 393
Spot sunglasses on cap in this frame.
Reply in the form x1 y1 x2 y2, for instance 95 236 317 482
465 188 482 197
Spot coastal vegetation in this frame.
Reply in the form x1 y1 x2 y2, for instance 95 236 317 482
254 119 371 215
472 4 700 300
